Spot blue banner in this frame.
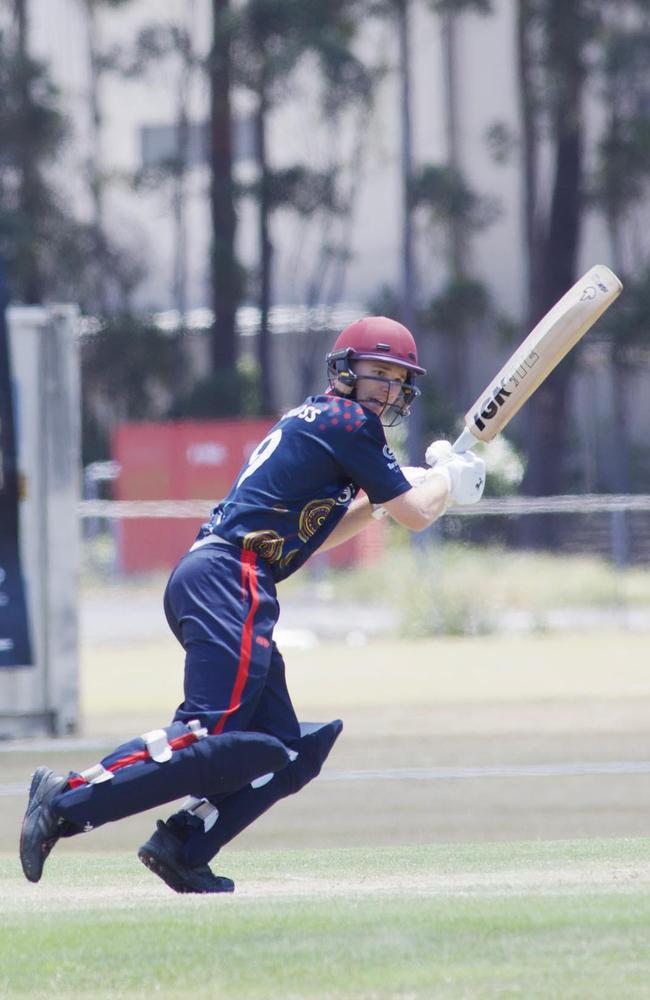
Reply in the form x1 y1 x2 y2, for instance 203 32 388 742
0 258 33 666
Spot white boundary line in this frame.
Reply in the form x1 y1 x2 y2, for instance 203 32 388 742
319 761 650 780
4 760 650 797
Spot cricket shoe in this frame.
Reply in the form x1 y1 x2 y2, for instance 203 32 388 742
138 820 235 894
19 766 68 883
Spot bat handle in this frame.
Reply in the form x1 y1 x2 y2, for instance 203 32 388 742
451 426 478 454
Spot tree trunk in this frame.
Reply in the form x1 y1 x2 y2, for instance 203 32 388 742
396 0 420 462
85 0 103 230
442 11 462 275
397 0 416 336
255 75 274 415
209 0 239 371
517 0 541 319
523 122 583 497
14 0 43 304
601 97 628 565
440 7 470 414
85 0 112 314
518 0 587 546
172 49 191 328
608 352 629 565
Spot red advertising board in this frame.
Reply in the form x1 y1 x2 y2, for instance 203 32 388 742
112 419 273 573
112 418 386 575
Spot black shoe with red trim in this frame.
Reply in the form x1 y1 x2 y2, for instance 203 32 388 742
19 766 68 883
138 820 235 894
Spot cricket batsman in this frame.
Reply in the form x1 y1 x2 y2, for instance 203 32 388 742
19 316 485 893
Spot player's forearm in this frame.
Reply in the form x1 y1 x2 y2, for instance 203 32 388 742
383 472 449 531
317 496 374 552
411 472 450 523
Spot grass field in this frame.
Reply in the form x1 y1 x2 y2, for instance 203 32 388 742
3 840 650 999
3 595 650 998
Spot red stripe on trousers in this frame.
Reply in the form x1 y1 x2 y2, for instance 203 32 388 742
66 731 202 789
212 549 259 735
66 551 262 787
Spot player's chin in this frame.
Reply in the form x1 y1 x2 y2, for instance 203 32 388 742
359 398 385 416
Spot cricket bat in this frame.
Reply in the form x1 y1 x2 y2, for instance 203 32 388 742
451 264 623 454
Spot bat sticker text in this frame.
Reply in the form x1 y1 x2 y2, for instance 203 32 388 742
472 349 540 432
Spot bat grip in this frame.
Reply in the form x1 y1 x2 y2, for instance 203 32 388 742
451 426 478 454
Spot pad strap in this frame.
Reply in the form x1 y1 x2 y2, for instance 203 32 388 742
78 763 114 785
180 796 220 832
68 719 208 789
142 730 172 763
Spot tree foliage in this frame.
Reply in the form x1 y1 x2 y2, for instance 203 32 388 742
80 315 181 462
513 0 594 519
583 6 650 501
244 165 341 215
592 14 650 273
410 164 498 234
0 1 148 315
167 368 261 420
13 0 650 499
228 0 373 414
0 23 69 303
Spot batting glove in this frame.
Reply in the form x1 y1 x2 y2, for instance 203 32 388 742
425 438 453 468
431 451 486 506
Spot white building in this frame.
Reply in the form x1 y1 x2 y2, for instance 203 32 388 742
14 0 646 489
15 0 561 320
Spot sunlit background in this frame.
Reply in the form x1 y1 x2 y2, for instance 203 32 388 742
4 8 650 996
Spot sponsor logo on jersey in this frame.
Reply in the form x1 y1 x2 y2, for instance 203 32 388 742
336 485 353 506
382 444 399 470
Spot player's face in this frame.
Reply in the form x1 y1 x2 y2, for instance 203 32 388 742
352 359 409 418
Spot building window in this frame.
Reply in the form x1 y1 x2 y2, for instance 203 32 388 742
139 118 256 169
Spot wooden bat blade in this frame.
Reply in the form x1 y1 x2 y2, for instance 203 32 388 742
453 265 622 453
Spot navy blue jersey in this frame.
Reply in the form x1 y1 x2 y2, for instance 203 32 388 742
196 395 411 581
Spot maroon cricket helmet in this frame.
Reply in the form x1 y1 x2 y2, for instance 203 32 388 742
327 316 426 377
325 316 426 426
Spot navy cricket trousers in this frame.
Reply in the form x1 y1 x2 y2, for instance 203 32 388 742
164 541 301 748
49 539 302 837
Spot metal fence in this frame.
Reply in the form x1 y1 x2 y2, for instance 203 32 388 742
78 494 650 569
